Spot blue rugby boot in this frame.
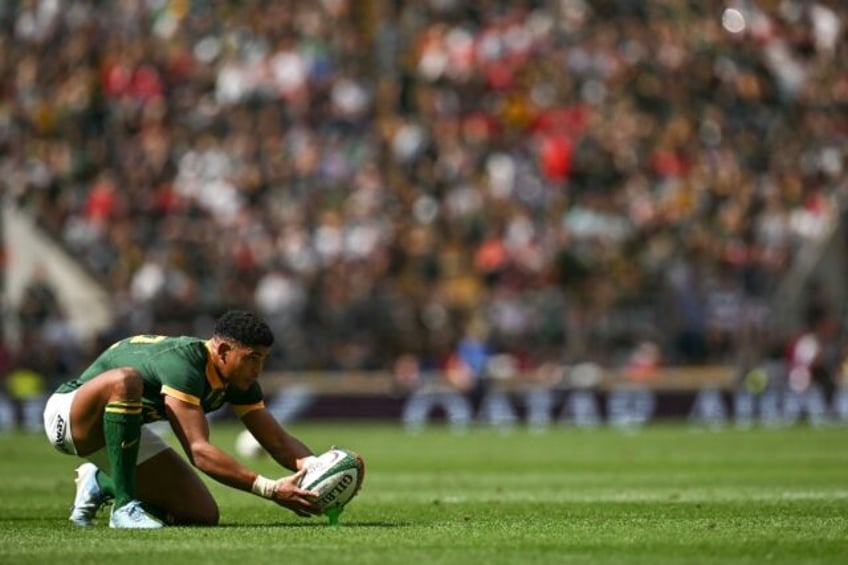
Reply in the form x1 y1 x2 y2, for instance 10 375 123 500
69 463 111 526
109 500 164 529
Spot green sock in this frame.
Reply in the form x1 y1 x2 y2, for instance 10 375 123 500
94 470 116 499
103 400 142 508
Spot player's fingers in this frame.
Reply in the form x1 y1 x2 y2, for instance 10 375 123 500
282 500 312 518
284 468 307 486
278 497 318 516
279 468 307 486
296 486 320 498
295 496 323 514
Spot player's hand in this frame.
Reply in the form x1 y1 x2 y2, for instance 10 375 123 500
297 455 319 471
272 467 322 517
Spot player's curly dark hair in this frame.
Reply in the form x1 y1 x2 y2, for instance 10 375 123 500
213 310 275 347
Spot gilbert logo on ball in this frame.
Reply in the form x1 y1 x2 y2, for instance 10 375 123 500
299 448 365 511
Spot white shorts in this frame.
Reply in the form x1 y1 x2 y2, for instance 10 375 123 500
43 390 170 473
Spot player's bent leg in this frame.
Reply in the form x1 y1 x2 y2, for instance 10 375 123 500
44 370 148 527
70 367 146 513
136 447 219 526
67 367 145 455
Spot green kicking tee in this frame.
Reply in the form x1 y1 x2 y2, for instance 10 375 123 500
56 335 264 423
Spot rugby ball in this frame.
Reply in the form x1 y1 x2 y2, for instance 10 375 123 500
299 448 365 511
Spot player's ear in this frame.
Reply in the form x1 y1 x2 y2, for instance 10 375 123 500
217 340 234 360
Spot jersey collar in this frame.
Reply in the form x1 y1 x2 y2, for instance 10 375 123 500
204 340 226 390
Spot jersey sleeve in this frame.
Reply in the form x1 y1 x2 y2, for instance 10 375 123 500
227 382 265 417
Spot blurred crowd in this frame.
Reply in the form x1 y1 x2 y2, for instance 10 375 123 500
1 0 847 400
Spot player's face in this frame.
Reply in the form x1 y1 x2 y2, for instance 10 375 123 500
223 343 270 390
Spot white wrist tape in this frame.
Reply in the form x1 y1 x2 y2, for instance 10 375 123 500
251 475 276 499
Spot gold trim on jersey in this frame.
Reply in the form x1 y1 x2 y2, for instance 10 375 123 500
233 402 265 417
161 385 201 406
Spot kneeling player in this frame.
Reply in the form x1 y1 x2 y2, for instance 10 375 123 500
42 310 321 528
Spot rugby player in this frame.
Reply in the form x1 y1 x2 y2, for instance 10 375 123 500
42 310 321 528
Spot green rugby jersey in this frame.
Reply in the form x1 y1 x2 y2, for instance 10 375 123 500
56 335 264 423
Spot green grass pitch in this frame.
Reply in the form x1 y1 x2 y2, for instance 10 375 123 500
1 422 846 564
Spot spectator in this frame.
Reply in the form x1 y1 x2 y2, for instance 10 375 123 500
786 304 839 403
1 0 845 379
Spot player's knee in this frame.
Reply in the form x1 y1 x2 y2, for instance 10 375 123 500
201 505 220 526
110 367 144 398
177 501 219 526
195 498 219 526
